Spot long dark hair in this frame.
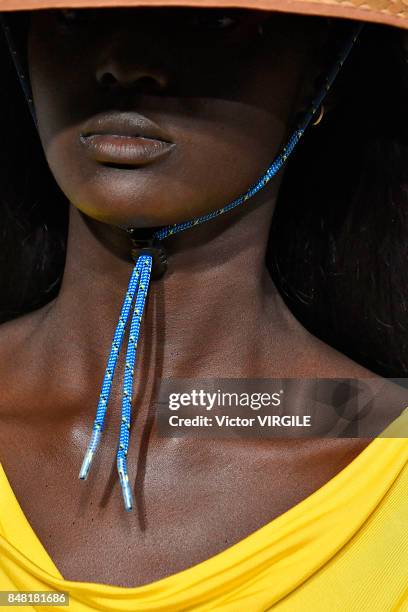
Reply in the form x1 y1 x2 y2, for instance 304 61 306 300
268 22 408 377
0 16 407 376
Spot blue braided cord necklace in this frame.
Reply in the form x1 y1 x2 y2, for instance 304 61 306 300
0 15 362 511
79 22 362 511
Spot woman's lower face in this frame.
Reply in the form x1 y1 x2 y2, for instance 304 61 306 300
27 8 325 228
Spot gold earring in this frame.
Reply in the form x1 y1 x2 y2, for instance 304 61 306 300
311 105 325 126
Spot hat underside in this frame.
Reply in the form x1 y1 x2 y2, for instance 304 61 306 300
0 0 407 31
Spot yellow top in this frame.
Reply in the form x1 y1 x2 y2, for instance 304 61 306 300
1 409 407 611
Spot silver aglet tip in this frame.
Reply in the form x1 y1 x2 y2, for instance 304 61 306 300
79 429 102 480
118 458 133 512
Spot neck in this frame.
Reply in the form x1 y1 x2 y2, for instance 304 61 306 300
36 188 305 402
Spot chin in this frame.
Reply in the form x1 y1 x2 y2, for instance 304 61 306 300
49 145 255 229
67 172 205 229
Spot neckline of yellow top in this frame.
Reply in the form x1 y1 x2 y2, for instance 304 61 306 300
0 405 407 605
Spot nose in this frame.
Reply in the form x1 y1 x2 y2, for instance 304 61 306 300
96 61 170 94
96 60 170 94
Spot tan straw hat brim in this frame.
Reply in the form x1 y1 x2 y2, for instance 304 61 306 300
0 0 407 30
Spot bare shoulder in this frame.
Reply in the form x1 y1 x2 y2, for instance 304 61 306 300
294 326 408 424
0 303 52 355
0 301 55 410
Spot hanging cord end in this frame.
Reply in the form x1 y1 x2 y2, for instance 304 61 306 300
117 455 134 511
79 425 103 480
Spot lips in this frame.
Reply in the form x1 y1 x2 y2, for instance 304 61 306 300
80 111 175 167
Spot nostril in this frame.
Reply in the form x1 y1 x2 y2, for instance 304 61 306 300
131 76 164 94
99 72 119 88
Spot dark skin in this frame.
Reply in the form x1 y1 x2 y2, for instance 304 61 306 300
0 7 406 588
